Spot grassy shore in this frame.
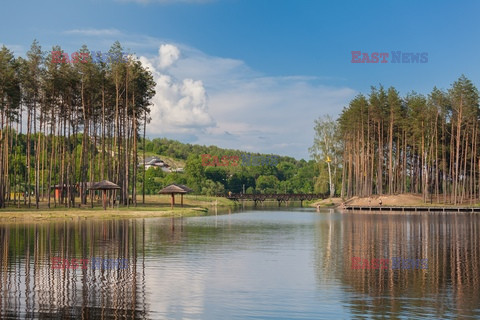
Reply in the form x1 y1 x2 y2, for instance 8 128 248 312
0 194 236 222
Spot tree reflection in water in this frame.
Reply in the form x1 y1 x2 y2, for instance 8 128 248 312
314 212 480 318
0 218 184 319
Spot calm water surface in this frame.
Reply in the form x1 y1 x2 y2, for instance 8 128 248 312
0 209 479 319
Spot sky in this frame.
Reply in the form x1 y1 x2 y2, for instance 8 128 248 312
1 0 479 160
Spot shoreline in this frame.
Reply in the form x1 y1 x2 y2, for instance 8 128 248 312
5 193 480 221
0 207 213 223
342 205 480 213
0 195 237 222
312 194 480 211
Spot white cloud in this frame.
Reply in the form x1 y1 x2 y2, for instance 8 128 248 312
141 43 356 159
57 27 355 159
139 47 215 135
158 44 180 69
64 28 121 36
203 77 355 158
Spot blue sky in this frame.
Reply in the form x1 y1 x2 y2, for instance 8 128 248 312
1 0 479 159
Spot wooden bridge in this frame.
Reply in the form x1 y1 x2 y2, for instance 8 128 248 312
224 193 327 206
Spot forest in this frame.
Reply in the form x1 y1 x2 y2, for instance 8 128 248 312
0 40 155 208
139 137 320 197
311 75 480 204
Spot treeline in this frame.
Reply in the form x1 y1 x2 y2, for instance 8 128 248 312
326 75 479 204
139 138 320 196
0 40 155 208
144 137 287 161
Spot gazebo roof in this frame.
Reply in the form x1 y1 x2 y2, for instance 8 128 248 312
88 180 121 190
158 184 193 194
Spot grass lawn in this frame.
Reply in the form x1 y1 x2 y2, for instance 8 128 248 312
0 194 237 222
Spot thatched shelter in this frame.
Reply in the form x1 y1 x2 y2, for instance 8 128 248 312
88 180 120 210
158 184 193 208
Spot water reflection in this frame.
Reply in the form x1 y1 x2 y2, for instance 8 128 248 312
314 212 480 319
0 219 154 319
0 211 479 319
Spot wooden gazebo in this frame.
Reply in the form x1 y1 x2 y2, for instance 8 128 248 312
158 184 193 208
88 180 120 210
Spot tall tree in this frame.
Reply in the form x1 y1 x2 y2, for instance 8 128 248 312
0 46 21 207
338 77 480 204
310 115 342 197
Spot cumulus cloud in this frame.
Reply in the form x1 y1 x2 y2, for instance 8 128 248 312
158 44 180 69
140 42 355 159
13 25 356 159
139 45 215 135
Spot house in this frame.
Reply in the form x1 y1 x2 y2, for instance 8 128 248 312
141 156 170 170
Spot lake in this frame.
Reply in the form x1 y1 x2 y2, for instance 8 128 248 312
0 209 479 319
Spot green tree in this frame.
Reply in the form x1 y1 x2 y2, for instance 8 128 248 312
184 155 205 192
309 115 342 197
256 175 279 193
205 167 227 185
202 179 225 196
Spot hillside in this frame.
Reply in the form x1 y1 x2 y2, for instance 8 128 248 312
139 137 296 167
136 137 321 196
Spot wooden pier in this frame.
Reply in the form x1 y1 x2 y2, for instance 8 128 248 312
344 206 480 213
225 193 327 206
